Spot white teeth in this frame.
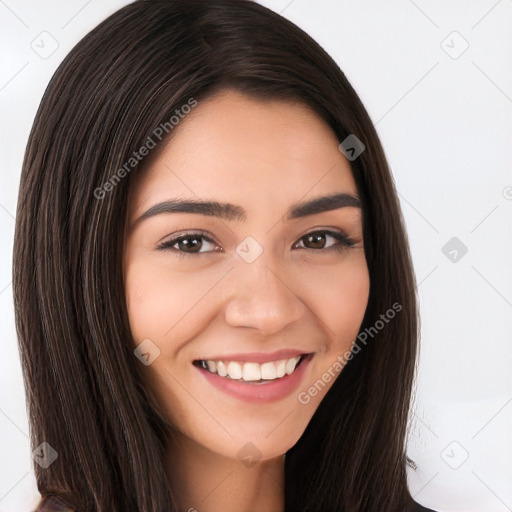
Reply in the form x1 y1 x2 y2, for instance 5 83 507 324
217 361 228 377
242 362 261 381
226 361 242 380
198 355 304 382
275 360 286 378
286 356 300 375
260 361 276 380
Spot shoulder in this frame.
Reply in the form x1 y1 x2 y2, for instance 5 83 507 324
33 495 76 512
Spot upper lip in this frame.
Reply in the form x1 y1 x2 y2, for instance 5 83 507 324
194 349 311 364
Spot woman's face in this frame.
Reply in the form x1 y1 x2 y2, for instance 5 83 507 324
123 89 370 461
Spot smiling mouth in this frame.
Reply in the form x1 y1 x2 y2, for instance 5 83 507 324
193 353 313 383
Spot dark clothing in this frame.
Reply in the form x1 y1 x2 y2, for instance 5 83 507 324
34 495 75 512
35 494 438 511
408 501 437 512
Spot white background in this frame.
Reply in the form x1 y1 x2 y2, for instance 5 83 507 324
1 1 511 511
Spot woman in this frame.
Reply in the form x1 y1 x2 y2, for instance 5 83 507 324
13 1 436 511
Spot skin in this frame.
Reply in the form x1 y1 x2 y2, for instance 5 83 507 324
123 89 370 512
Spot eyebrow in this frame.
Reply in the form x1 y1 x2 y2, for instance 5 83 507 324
134 192 361 225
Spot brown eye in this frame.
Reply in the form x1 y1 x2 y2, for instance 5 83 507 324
175 235 203 253
157 232 220 254
303 233 327 249
295 230 354 251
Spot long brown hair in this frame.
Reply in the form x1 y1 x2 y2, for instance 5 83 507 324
13 1 419 510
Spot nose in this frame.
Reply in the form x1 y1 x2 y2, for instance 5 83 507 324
224 257 306 335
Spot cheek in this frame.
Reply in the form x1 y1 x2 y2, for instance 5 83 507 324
334 266 370 336
300 254 370 345
124 259 175 343
124 253 218 346
290 255 369 408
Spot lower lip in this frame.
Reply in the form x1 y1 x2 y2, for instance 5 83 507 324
195 355 313 403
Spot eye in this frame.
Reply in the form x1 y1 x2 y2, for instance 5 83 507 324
157 231 221 255
157 229 356 257
294 230 355 252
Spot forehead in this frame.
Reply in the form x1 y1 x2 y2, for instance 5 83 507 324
128 90 357 217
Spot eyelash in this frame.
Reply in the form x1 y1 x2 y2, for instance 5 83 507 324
156 229 355 257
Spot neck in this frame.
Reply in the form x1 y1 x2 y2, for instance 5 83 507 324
165 432 285 512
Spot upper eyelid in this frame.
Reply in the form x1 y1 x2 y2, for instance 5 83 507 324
157 229 214 245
